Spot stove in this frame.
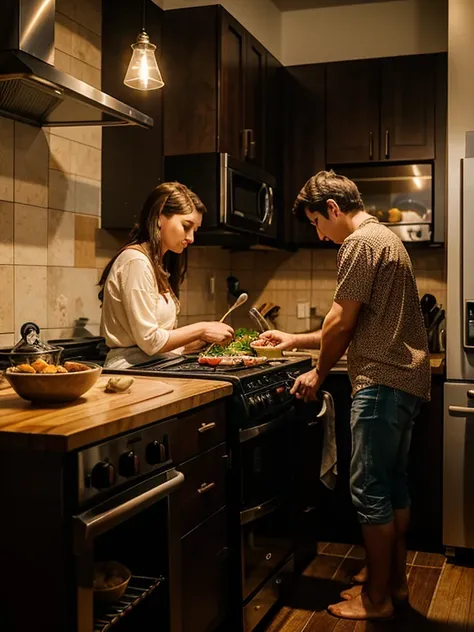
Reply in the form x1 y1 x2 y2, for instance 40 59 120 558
103 354 312 425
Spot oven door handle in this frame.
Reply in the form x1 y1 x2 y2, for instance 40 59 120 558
239 407 295 443
240 495 284 526
448 405 474 417
73 469 184 553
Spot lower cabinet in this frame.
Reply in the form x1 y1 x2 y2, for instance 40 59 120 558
181 508 229 632
168 404 230 632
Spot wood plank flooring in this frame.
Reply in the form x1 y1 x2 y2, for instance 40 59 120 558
264 544 474 632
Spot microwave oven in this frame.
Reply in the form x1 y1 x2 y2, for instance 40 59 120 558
164 153 277 241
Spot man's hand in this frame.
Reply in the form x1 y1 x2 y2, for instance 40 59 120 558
290 368 320 402
258 330 296 350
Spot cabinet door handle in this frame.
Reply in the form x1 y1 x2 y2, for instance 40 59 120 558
385 130 390 159
369 131 373 160
198 482 216 494
198 422 216 434
467 390 474 399
248 129 256 160
241 129 251 158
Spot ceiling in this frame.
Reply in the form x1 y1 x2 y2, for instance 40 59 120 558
271 0 400 11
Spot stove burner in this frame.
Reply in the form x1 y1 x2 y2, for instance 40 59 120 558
138 360 286 374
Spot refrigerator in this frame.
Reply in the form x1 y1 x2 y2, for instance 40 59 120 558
444 132 474 552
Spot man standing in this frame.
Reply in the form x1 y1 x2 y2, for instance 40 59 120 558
260 170 430 621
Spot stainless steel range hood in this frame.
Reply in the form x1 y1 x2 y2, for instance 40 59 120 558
0 0 153 128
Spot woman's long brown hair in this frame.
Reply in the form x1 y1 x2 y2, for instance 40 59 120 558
98 182 206 304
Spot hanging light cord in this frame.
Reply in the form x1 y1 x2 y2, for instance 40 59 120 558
141 0 147 33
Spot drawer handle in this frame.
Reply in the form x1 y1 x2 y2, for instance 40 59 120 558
198 482 216 494
198 422 216 434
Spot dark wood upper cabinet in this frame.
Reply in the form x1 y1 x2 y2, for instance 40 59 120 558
381 55 435 161
101 0 164 230
326 54 437 165
282 66 326 247
164 6 276 174
326 59 381 165
265 52 284 180
219 11 246 159
244 35 266 166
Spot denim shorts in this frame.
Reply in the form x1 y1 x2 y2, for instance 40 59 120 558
350 385 422 525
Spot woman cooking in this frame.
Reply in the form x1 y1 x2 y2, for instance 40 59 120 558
98 182 234 369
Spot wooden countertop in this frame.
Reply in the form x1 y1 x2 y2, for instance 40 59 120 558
0 376 232 452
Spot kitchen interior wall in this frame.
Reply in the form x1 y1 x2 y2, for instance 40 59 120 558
282 0 448 66
0 0 104 348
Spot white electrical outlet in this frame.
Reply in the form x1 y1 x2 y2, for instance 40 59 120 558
209 276 215 296
297 302 310 319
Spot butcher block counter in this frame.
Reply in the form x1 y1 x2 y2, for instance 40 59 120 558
0 376 232 452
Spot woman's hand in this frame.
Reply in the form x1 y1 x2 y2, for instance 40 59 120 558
201 322 234 345
290 368 319 402
258 330 296 350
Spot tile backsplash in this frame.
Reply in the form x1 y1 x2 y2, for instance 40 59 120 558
0 0 103 347
227 246 446 334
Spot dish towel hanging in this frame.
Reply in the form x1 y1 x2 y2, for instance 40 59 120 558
318 390 338 491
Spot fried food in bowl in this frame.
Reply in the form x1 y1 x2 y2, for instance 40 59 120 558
5 361 102 403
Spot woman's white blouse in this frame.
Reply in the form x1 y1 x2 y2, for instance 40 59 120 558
100 249 178 356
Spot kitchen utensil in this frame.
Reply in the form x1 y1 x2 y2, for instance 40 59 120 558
219 292 248 323
205 293 248 355
248 307 270 333
5 361 102 403
427 308 445 352
3 322 63 367
420 294 437 327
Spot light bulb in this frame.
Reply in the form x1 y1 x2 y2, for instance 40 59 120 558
124 31 164 91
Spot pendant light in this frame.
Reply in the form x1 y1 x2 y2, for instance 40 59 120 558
123 0 164 91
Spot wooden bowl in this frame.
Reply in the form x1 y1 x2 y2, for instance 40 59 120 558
94 561 131 606
250 343 283 359
5 362 102 403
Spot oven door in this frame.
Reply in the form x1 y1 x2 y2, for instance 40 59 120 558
239 405 296 509
73 468 184 632
224 156 276 238
240 496 293 601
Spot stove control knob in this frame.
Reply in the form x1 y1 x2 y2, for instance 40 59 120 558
91 461 116 490
264 392 273 406
248 396 258 415
146 440 167 465
119 451 140 477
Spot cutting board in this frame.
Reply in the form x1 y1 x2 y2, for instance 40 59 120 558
0 376 174 427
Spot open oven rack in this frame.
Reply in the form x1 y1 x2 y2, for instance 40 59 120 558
94 575 164 632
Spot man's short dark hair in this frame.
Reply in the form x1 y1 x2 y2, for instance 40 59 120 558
292 170 364 222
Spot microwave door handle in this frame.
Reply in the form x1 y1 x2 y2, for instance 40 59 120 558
260 184 273 227
73 469 184 553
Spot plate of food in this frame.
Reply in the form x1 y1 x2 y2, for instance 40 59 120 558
198 328 269 367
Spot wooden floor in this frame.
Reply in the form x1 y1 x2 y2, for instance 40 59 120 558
264 543 474 632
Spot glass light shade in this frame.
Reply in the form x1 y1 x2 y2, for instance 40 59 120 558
123 31 164 91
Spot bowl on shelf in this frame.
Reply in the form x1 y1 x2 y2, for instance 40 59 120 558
5 361 102 403
93 561 131 606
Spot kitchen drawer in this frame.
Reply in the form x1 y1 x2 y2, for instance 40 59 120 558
243 555 294 632
174 442 227 536
169 401 226 464
181 507 229 632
